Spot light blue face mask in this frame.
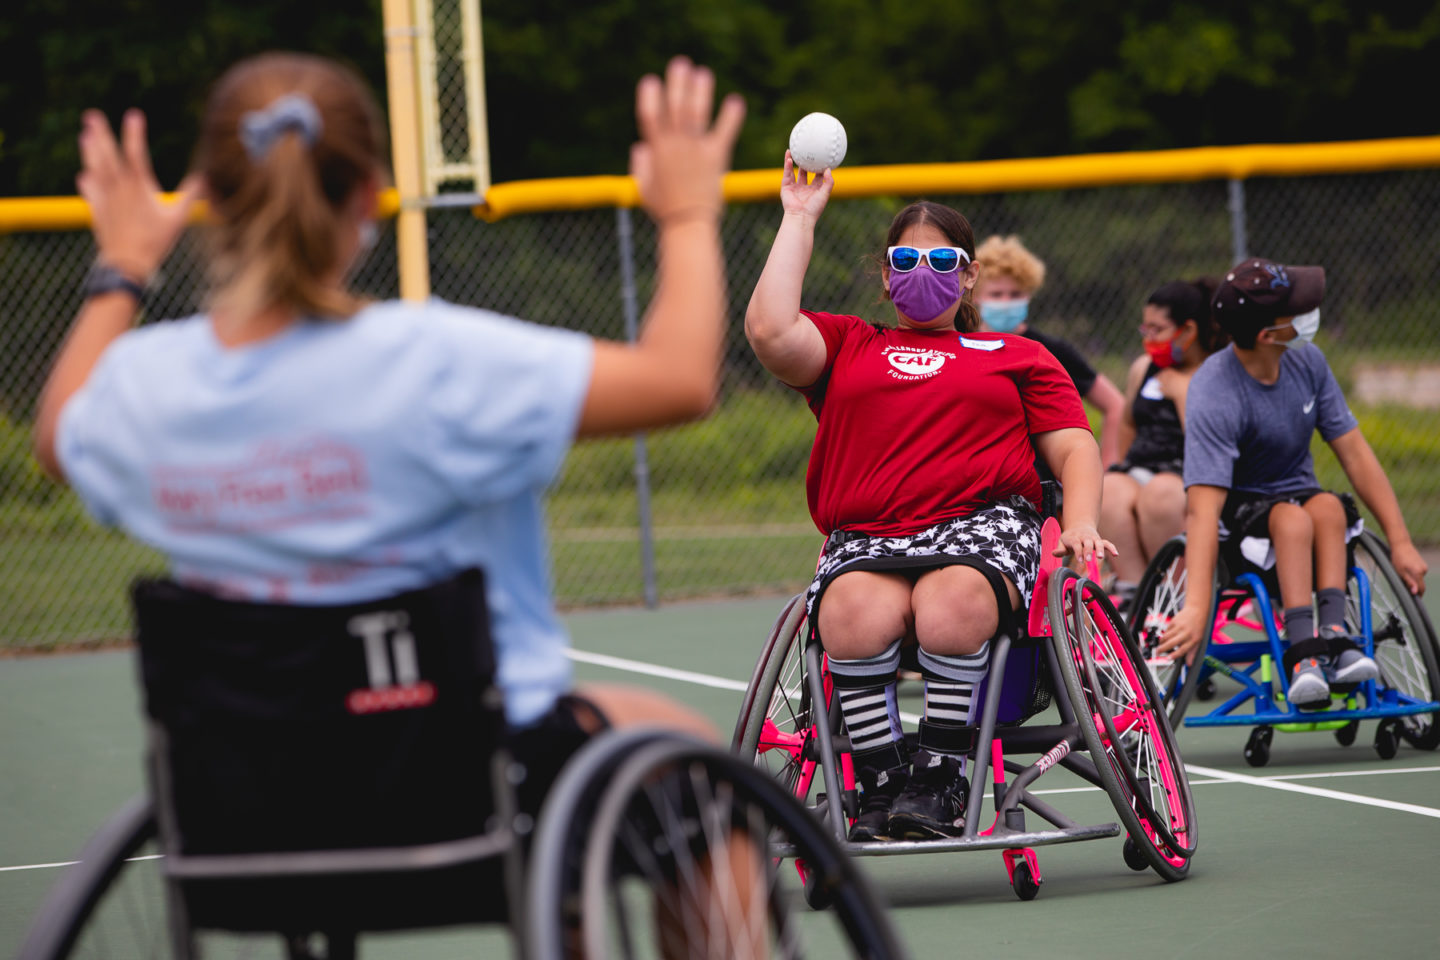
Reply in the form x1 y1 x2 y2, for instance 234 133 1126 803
1283 308 1320 348
1265 308 1320 349
980 298 1029 333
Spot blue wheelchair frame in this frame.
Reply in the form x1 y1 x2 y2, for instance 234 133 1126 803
1186 566 1440 731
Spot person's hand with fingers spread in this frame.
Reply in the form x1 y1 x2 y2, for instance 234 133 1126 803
630 56 745 226
780 149 833 221
77 108 203 286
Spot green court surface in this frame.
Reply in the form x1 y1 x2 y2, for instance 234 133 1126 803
4 592 1440 958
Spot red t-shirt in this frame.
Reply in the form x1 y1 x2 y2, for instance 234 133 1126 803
796 311 1090 537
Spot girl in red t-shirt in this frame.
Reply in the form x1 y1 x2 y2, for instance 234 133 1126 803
744 153 1116 842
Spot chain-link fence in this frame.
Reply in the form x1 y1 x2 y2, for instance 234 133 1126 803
3 165 1439 648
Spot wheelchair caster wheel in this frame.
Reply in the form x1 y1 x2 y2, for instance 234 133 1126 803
1244 726 1273 767
1375 720 1401 760
1335 720 1359 747
1196 677 1217 702
1010 861 1040 901
1122 835 1149 872
802 866 834 911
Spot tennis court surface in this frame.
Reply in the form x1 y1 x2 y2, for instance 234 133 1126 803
5 590 1440 958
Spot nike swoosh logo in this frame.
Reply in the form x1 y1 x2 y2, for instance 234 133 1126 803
1303 398 1316 413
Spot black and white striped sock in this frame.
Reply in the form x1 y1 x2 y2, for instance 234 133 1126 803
828 640 904 754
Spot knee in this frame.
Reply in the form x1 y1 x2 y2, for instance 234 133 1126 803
1305 492 1347 530
1136 474 1185 523
914 580 998 656
1268 502 1313 543
817 582 908 658
1101 473 1138 518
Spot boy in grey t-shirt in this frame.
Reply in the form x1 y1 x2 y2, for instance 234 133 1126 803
1156 258 1427 707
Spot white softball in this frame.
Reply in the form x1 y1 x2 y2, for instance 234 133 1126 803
788 112 847 173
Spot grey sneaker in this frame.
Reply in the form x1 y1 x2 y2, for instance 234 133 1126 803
1317 624 1379 684
1288 656 1331 707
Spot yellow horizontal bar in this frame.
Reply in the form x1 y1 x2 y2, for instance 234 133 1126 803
6 136 1439 233
476 135 1440 221
0 189 402 235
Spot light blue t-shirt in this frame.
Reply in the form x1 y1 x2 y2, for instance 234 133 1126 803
1183 343 1358 496
57 299 594 727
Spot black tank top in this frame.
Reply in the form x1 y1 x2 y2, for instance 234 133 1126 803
1121 362 1184 473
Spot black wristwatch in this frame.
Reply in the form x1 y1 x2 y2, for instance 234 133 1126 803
81 262 149 302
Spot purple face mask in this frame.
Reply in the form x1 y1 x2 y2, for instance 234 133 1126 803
888 264 961 324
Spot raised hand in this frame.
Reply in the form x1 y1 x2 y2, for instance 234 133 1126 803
779 150 834 220
631 56 745 225
76 109 202 282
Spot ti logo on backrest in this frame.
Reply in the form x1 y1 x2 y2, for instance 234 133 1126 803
345 610 438 714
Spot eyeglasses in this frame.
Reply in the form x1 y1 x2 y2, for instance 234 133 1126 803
887 246 971 274
1137 323 1176 339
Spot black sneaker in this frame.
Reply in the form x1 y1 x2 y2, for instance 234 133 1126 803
887 749 968 840
848 763 908 843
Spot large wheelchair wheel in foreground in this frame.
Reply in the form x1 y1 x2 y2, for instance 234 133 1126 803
1350 530 1440 751
17 797 167 960
1051 568 1197 883
530 730 905 959
1128 535 1220 725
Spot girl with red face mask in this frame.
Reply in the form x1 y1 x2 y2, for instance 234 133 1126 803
1100 278 1228 606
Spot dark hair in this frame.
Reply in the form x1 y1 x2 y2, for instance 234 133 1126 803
881 200 981 332
1210 296 1270 350
1147 278 1229 354
196 53 389 321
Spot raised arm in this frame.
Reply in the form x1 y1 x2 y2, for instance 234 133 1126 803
577 57 745 437
33 109 201 480
1330 427 1427 595
742 153 833 388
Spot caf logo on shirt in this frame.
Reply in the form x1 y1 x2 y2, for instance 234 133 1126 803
884 346 954 381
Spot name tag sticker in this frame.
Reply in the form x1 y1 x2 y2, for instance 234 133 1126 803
959 336 1004 352
1140 376 1164 401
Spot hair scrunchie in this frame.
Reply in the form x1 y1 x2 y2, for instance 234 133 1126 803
239 93 323 161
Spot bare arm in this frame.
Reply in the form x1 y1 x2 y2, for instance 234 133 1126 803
1114 355 1149 463
1330 427 1427 594
576 58 745 437
1034 426 1116 565
34 109 201 480
1086 372 1127 468
1158 483 1228 659
742 153 832 388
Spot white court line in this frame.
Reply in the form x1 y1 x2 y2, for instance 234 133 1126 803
567 647 1440 818
1185 764 1440 819
565 650 749 692
0 855 162 874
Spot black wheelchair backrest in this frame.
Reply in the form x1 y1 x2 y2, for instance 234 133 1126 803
131 569 511 932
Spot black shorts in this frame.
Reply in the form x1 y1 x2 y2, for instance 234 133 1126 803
1220 489 1362 572
505 693 611 820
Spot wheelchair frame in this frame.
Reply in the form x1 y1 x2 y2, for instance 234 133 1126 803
20 578 904 960
734 518 1198 902
1130 529 1440 766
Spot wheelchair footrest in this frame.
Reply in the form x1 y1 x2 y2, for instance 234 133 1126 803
1185 700 1440 726
769 822 1120 860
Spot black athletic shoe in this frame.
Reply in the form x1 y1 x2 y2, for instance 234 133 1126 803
848 762 907 843
887 749 968 840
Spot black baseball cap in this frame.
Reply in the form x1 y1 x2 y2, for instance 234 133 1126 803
1211 258 1325 325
